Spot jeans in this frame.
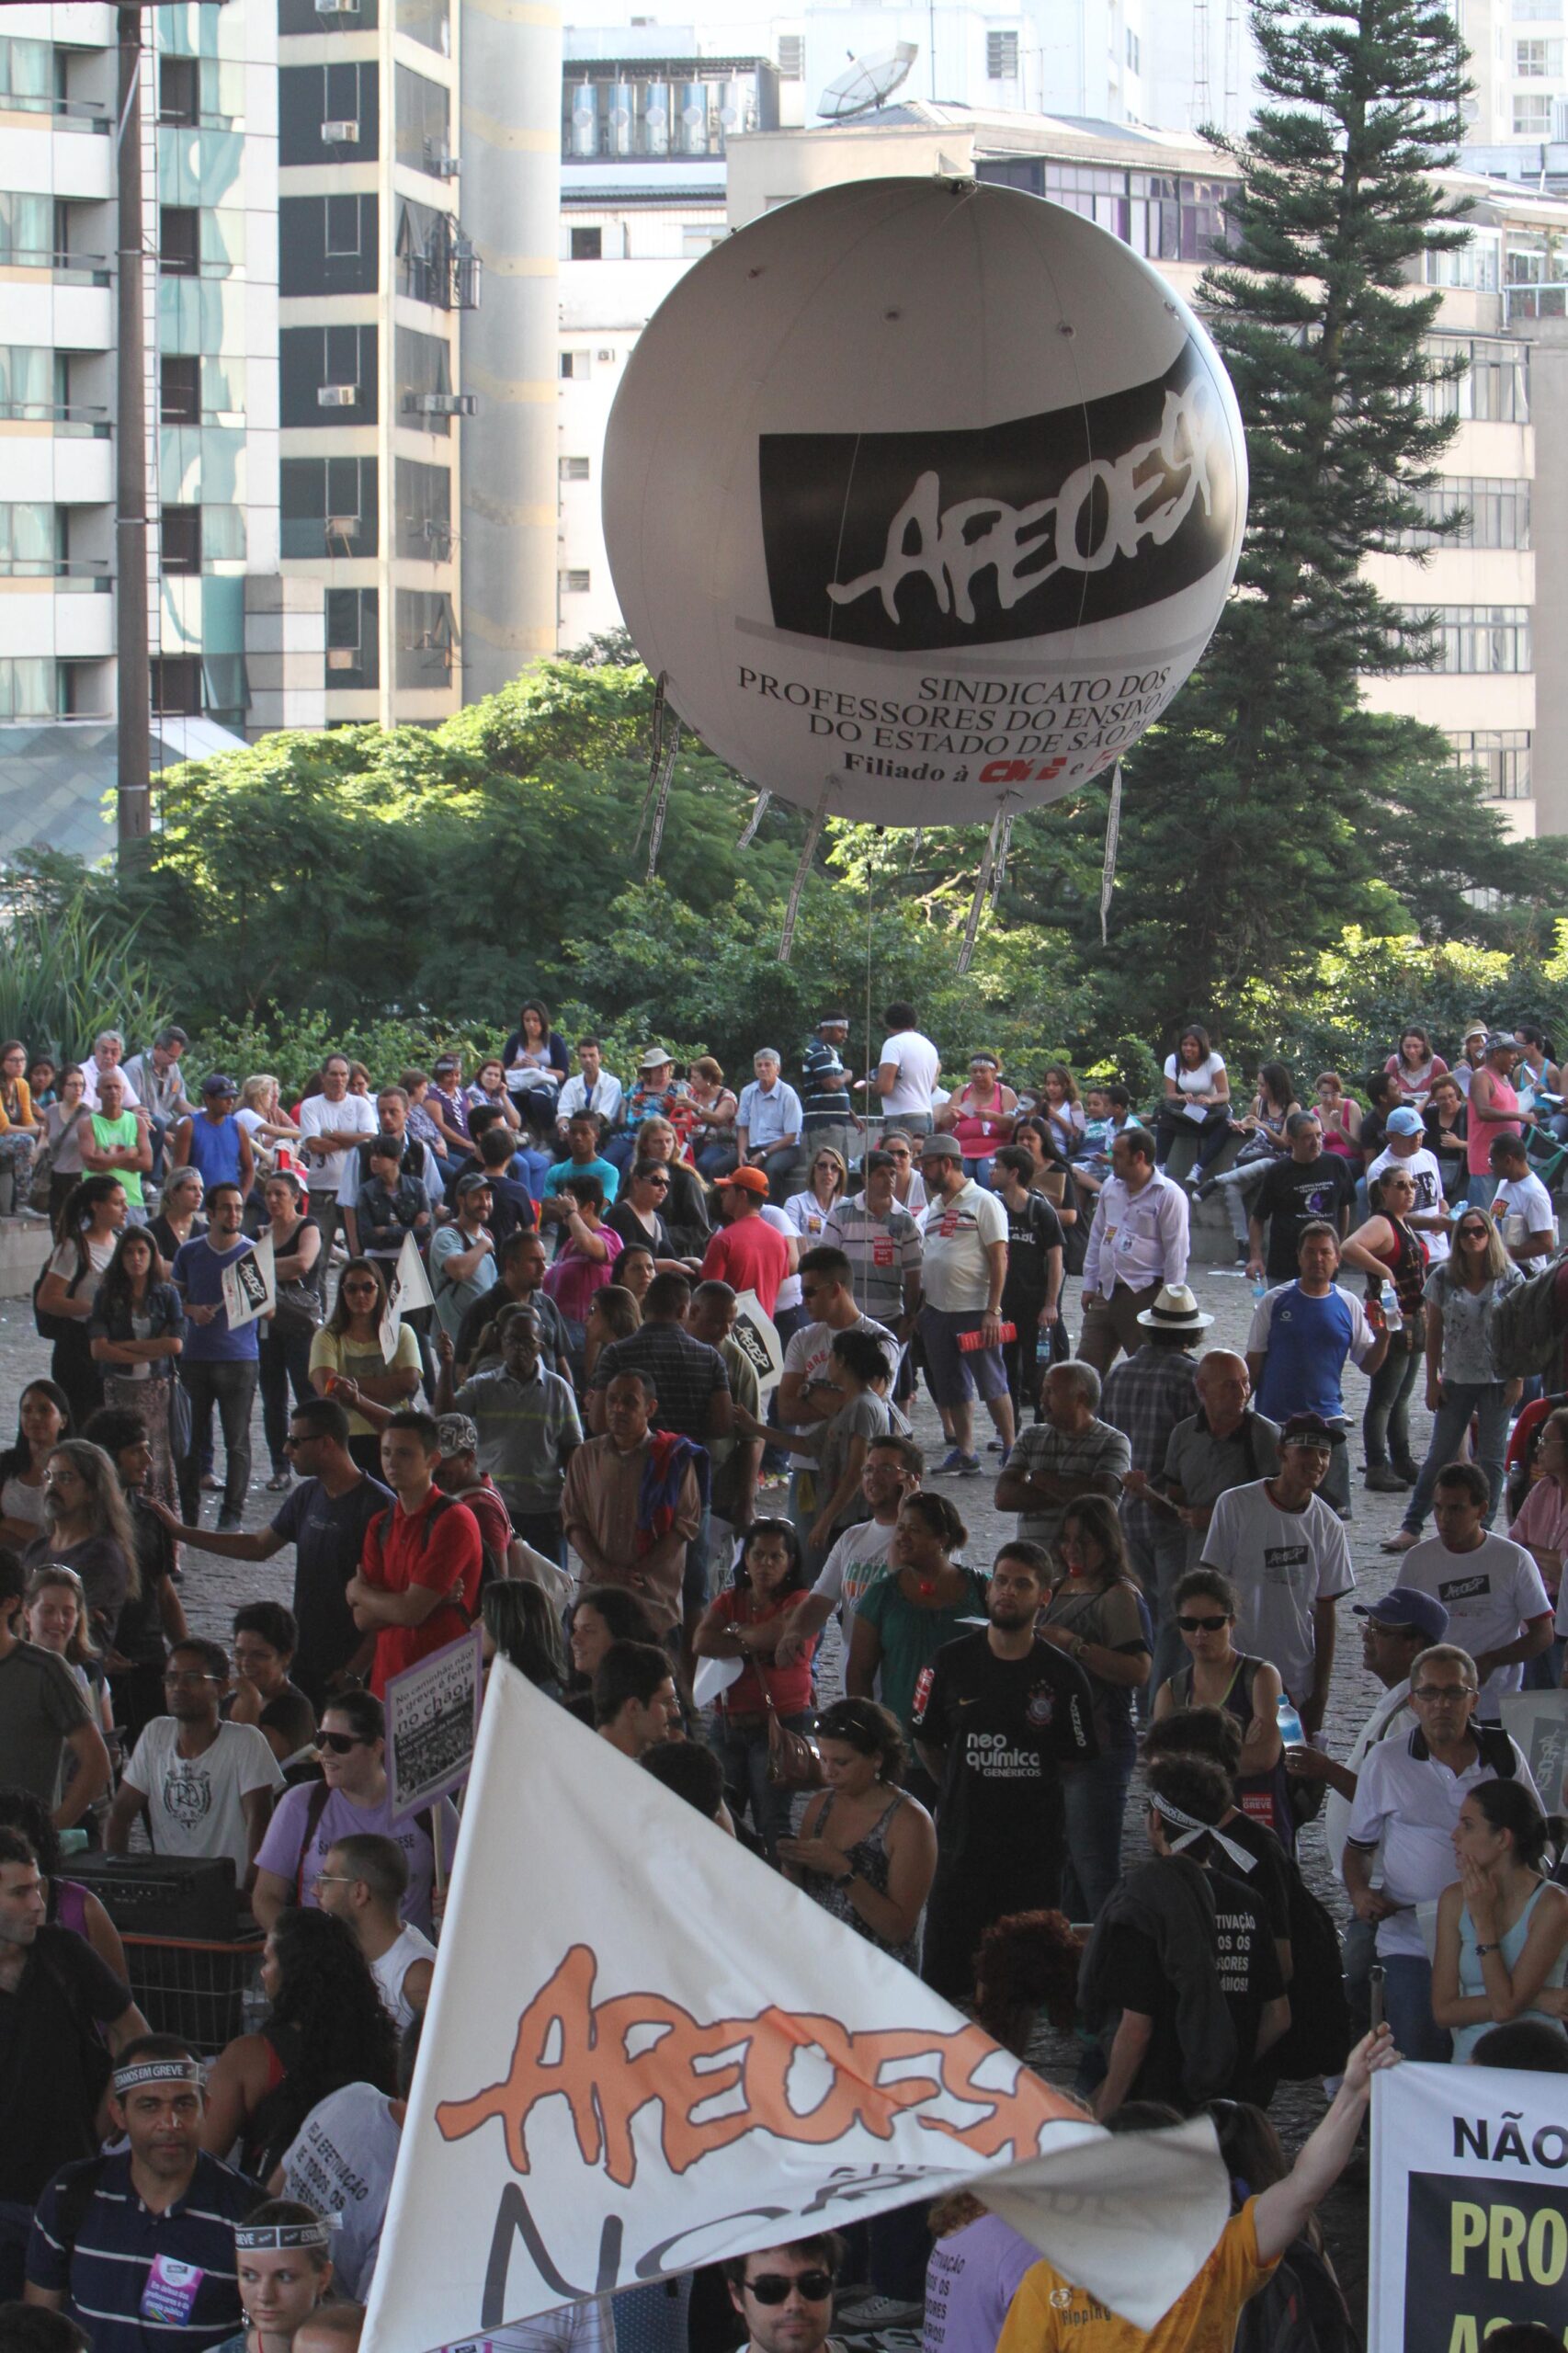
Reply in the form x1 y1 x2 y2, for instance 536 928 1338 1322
1403 1380 1511 1533
1363 1329 1422 1469
961 1155 995 1189
1210 1158 1267 1244
258 1324 314 1471
709 1711 806 1859
1380 1951 1451 2063
1126 1518 1195 1699
1061 1745 1134 1922
177 1358 259 1520
1154 1101 1232 1175
1467 1171 1500 1210
696 1140 739 1181
1342 1914 1378 2040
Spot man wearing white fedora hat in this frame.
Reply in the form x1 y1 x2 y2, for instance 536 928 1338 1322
1107 1284 1211 1693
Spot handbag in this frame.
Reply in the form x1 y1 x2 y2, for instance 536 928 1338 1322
761 1676 824 1790
271 1278 324 1337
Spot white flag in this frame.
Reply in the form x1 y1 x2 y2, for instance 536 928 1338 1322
361 1666 1229 2353
728 1285 784 1402
221 1232 274 1331
380 1229 435 1358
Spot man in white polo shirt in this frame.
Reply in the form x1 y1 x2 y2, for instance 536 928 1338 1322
1343 1642 1540 2062
1398 1461 1552 1719
1078 1126 1190 1376
916 1134 1012 1477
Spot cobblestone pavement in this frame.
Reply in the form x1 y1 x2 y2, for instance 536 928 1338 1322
0 1253 1417 2321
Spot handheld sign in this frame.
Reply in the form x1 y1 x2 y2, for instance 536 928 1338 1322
1501 1688 1568 1814
381 1229 436 1359
221 1233 274 1331
728 1287 784 1402
384 1629 484 1827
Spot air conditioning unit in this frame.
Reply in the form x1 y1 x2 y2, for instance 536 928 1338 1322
322 119 360 143
315 0 360 16
324 515 359 537
424 143 460 177
597 347 616 362
405 391 477 415
318 384 359 406
326 648 358 669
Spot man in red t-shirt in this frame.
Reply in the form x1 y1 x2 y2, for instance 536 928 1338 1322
699 1167 791 1316
347 1409 483 1694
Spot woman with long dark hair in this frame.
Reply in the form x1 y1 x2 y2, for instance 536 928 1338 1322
200 1905 399 2177
1433 1779 1568 2062
87 1225 185 1505
257 1170 322 1492
482 1581 567 1696
1155 1025 1232 1184
501 998 569 1141
1039 1496 1150 1917
0 1378 71 1552
695 1516 816 1857
36 1174 128 1425
309 1256 420 1475
779 1698 935 1965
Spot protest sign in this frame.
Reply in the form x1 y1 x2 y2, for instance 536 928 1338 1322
728 1286 784 1401
1501 1688 1568 1814
1371 2061 1568 2351
381 1229 436 1358
361 1665 1230 2353
384 1629 483 1825
221 1233 274 1331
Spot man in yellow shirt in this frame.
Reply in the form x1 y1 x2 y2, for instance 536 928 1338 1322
994 2026 1395 2352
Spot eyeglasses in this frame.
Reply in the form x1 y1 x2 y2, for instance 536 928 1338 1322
643 1176 669 1189
312 1872 360 1888
1412 1683 1474 1702
281 1433 320 1450
317 1730 370 1754
1176 1614 1231 1633
343 1279 379 1294
743 2274 835 2306
164 1670 221 1687
1458 1226 1490 1240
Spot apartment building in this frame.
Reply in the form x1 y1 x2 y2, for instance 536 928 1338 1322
0 0 310 861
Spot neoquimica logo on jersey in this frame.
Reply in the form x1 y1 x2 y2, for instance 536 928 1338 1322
756 338 1239 654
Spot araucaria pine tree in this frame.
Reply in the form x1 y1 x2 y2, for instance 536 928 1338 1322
1100 0 1492 1026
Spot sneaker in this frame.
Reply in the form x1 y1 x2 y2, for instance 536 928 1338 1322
933 1447 967 1475
1234 1242 1250 1264
217 1509 244 1531
1392 1460 1420 1486
1364 1464 1408 1493
200 1472 222 1493
836 2297 925 2331
957 1452 983 1477
997 1444 1012 1470
266 1468 291 1493
1381 1529 1419 1553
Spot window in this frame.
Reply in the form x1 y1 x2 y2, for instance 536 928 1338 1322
326 587 379 688
279 62 378 165
1398 477 1530 550
681 226 724 257
396 326 455 433
281 457 378 557
571 226 602 260
159 55 199 126
397 588 458 688
0 190 51 265
559 456 590 482
279 326 378 427
162 506 200 574
279 196 379 298
1515 36 1564 69
0 346 52 418
986 30 1019 77
1515 0 1562 17
396 65 450 173
160 353 199 425
0 657 53 716
1514 91 1553 131
152 655 203 717
1422 337 1529 423
1425 235 1500 291
560 349 590 380
0 504 57 575
396 458 452 560
560 568 590 593
278 0 380 30
1450 730 1532 799
160 208 199 278
778 34 803 77
1398 606 1532 673
398 0 450 53
977 161 1231 265
0 40 51 108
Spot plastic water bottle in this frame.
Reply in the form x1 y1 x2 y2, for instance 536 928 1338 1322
1250 1271 1267 1302
1277 1695 1306 1747
1379 1279 1403 1335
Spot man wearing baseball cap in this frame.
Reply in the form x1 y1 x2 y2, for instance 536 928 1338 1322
1364 1104 1450 1267
1465 1033 1523 1208
170 1073 255 1203
700 1167 790 1318
1199 1411 1356 1741
1452 1020 1490 1100
1290 1588 1449 1886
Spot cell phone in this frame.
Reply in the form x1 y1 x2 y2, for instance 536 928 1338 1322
1369 1964 1386 2031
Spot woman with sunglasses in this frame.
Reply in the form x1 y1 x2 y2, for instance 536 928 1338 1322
1384 1207 1524 1552
880 1130 927 1214
1150 1567 1292 1849
607 1158 687 1274
251 1688 459 1935
309 1257 421 1477
1340 1167 1429 1495
632 1116 710 1260
783 1144 849 1247
1038 1497 1150 1916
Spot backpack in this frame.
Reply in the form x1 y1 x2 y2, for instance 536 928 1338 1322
371 1491 499 1608
1269 1868 1354 2082
1489 1254 1568 1380
1233 2236 1359 2353
32 1245 85 1341
291 1773 437 1902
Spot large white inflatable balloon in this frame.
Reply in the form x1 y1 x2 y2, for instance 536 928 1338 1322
602 176 1247 827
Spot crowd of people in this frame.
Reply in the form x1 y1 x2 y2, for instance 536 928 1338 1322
5 1002 1568 2353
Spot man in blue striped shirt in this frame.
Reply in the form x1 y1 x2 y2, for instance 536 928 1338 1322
26 2035 260 2353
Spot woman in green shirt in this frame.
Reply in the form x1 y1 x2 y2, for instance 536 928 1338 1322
846 1492 988 1805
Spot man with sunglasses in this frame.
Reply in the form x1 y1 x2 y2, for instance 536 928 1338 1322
251 1688 458 1934
108 1638 283 1890
1344 1641 1540 2061
722 2236 843 2353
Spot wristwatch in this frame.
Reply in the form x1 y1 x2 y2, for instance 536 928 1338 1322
1474 1942 1499 1958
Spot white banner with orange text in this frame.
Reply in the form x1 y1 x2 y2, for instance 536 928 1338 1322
361 1665 1231 2353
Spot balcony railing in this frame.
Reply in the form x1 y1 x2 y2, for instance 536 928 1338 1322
0 249 112 286
1505 283 1568 322
0 402 111 438
0 93 108 131
0 559 110 586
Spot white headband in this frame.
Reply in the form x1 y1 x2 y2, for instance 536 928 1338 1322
234 2219 340 2253
113 2058 204 2096
1152 1793 1257 1876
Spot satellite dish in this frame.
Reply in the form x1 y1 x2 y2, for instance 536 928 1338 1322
817 40 917 119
